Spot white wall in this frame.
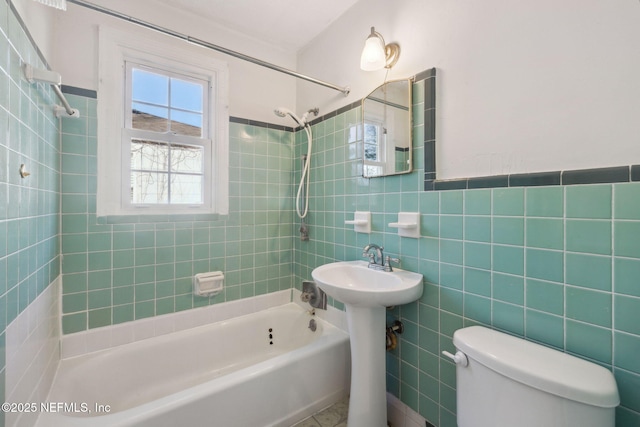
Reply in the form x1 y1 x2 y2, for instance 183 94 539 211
51 0 297 124
12 0 56 61
298 0 640 180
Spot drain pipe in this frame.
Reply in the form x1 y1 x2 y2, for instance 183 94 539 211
386 320 404 351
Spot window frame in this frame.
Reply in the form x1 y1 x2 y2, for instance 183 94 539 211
122 61 211 211
97 26 229 217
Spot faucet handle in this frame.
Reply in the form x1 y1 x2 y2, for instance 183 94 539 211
384 256 401 271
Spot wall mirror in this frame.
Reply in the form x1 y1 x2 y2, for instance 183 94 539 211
362 78 413 177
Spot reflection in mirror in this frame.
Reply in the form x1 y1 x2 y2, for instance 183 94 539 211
362 78 413 177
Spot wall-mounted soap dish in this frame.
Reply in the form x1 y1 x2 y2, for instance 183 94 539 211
193 271 224 297
345 211 371 233
389 212 420 238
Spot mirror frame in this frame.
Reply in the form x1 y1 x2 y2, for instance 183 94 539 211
361 78 413 178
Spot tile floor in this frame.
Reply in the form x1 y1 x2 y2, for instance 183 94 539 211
292 396 349 427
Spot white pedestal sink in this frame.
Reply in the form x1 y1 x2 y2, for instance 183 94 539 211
311 260 423 427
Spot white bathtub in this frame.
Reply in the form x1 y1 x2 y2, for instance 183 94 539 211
37 303 350 427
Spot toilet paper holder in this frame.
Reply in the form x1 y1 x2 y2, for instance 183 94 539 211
193 271 224 297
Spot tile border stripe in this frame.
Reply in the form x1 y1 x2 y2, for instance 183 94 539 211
61 76 640 191
427 165 640 191
61 85 97 99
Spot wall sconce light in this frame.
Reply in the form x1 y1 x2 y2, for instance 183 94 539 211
360 27 400 71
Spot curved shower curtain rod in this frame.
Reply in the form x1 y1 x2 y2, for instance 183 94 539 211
66 0 351 96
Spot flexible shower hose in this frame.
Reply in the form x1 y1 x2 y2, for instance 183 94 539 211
296 123 313 219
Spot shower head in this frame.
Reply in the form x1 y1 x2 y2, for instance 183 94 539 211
273 107 288 118
274 107 305 127
274 107 320 127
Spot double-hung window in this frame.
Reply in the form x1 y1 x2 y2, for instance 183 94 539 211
124 63 209 208
98 27 229 217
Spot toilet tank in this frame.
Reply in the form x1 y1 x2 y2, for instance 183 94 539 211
452 326 619 427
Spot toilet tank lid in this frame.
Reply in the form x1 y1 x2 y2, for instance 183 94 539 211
453 326 620 408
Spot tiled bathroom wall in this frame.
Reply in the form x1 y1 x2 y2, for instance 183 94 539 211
7 2 639 424
294 77 640 427
1 1 61 425
59 91 297 334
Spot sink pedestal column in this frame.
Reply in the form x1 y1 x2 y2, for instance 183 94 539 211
346 305 387 427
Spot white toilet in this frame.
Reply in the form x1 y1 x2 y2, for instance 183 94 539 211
446 326 620 427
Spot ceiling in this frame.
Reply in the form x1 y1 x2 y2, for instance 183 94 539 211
153 0 360 53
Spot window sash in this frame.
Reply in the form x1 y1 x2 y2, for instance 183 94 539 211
121 128 212 210
122 61 212 211
125 61 210 139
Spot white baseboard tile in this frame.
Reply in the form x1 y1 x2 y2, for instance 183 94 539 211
5 277 62 427
387 392 427 427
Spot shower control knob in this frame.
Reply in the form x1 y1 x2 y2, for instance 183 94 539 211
442 350 469 367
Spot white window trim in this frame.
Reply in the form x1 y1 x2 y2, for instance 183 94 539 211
97 26 229 217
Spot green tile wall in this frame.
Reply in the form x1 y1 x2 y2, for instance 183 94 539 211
293 80 640 426
1 2 61 424
59 96 296 334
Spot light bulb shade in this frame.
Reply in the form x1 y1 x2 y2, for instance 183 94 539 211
360 30 386 71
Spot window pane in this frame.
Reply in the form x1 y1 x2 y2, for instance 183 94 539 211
171 174 203 204
169 110 202 137
132 68 168 106
171 144 203 173
132 103 170 132
170 78 203 112
130 66 206 137
131 172 169 204
131 140 169 171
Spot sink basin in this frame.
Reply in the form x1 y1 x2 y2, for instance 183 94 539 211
311 260 423 307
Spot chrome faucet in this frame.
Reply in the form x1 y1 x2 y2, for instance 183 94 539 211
362 244 384 269
362 244 401 272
